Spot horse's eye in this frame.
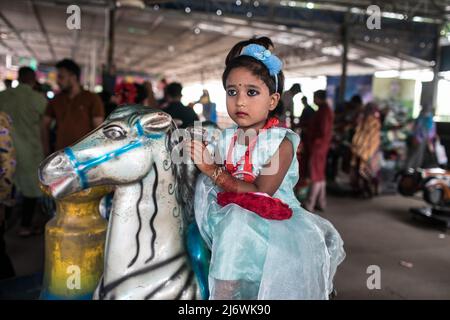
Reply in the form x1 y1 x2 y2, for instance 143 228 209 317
103 126 126 140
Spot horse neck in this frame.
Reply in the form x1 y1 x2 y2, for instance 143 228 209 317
106 151 186 275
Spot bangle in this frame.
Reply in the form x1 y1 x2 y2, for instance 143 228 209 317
211 166 226 184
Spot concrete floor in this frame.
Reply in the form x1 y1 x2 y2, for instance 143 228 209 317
4 211 45 278
2 193 450 299
321 194 450 300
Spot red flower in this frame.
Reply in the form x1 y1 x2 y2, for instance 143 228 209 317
114 82 137 104
217 192 292 220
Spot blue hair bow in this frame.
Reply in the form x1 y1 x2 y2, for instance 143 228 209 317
240 44 283 91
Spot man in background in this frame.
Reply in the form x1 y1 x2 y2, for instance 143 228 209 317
0 67 47 236
281 83 302 118
160 82 199 129
41 59 104 155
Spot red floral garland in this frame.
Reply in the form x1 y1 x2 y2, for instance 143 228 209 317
114 82 137 105
217 191 292 220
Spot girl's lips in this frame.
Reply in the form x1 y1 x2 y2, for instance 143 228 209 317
236 112 248 116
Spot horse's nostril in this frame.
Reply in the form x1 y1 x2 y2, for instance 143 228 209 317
52 156 64 167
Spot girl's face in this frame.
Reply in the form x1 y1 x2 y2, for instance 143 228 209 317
225 67 280 132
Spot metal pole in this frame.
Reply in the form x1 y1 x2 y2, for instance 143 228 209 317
83 63 89 89
338 14 349 105
431 24 442 114
90 41 97 91
106 6 116 75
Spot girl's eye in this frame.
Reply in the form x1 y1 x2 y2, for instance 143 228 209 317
227 89 237 96
247 89 259 96
103 125 126 140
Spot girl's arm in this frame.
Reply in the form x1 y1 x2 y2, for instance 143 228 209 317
188 138 293 196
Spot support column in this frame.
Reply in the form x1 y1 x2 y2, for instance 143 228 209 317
431 24 442 114
338 14 349 105
106 6 116 75
90 41 98 91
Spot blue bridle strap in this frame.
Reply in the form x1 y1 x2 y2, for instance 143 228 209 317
64 147 89 190
64 120 163 189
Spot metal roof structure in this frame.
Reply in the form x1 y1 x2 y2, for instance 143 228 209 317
0 0 448 83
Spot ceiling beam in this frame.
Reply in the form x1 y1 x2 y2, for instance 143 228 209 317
0 36 18 56
161 7 339 41
121 12 165 58
163 38 339 79
127 27 194 66
146 34 231 71
151 41 233 73
72 11 98 60
30 0 56 61
0 11 39 59
352 39 433 67
293 0 446 20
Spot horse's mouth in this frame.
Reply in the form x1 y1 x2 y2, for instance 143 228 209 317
39 151 81 199
40 173 79 199
49 176 71 194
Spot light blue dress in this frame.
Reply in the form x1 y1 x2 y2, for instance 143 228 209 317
194 126 345 299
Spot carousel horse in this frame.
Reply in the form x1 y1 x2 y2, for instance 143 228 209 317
39 105 219 300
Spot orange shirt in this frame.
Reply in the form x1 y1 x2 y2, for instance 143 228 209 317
45 90 104 150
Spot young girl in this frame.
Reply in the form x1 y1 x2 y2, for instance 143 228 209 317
188 38 345 300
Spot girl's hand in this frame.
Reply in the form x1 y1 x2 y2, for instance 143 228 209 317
186 140 216 176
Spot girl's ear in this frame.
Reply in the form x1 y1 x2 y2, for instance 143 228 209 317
269 92 281 111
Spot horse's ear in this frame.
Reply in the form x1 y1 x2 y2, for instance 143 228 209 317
140 112 172 132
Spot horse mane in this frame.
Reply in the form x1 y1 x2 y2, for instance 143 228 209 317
108 105 204 226
168 121 222 226
167 123 199 226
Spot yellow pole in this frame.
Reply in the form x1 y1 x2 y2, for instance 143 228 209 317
40 186 113 300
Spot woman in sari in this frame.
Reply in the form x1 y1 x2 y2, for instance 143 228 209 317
351 102 381 197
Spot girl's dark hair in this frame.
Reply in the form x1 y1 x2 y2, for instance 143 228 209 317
222 37 284 96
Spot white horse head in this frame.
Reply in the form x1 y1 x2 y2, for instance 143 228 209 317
39 106 175 198
39 105 214 299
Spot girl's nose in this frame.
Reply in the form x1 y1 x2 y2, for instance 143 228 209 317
236 92 247 108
